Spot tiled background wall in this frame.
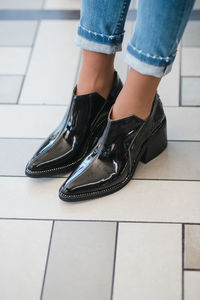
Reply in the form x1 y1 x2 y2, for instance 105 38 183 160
0 0 200 299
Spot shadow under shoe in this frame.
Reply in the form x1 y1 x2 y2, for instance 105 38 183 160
59 93 168 201
25 70 123 177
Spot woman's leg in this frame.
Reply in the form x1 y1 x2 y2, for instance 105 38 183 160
112 0 195 120
76 50 115 99
75 0 131 98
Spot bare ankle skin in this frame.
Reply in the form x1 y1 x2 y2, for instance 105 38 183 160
111 67 161 120
76 49 115 99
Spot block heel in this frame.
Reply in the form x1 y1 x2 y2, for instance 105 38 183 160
141 119 167 164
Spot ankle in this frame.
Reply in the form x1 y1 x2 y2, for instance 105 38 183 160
76 50 115 98
76 68 115 99
111 89 155 121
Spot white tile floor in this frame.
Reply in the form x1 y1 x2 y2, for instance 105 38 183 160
0 1 200 300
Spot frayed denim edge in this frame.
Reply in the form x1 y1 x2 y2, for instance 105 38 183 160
125 50 173 78
75 34 122 54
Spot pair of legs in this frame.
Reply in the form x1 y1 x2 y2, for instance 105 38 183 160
77 51 160 120
75 0 195 119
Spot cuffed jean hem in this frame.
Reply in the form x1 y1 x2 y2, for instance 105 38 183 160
75 25 123 54
125 50 173 78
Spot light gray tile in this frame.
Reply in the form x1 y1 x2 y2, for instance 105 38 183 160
113 223 182 300
0 76 23 103
0 0 44 9
194 0 200 9
184 271 200 300
158 47 180 106
0 21 37 46
0 104 66 138
0 177 200 223
182 47 200 76
0 219 52 300
0 47 31 74
135 141 200 180
165 106 200 140
182 21 200 47
42 221 116 300
44 0 81 9
0 138 44 176
19 21 80 105
185 225 200 269
130 0 138 9
182 77 200 106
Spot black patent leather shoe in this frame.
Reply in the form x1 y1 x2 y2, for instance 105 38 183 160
25 70 123 177
59 93 167 201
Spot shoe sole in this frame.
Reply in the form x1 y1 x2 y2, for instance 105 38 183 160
59 119 167 202
25 159 83 178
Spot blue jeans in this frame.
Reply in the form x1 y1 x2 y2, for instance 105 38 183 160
75 0 195 77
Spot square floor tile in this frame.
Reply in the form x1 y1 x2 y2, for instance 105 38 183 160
194 0 200 9
158 48 180 106
181 77 200 106
182 21 200 47
0 75 23 103
19 21 80 105
182 47 200 76
0 47 30 74
184 271 200 300
0 21 37 46
42 221 116 300
0 0 44 9
0 219 52 300
185 225 200 269
165 107 200 140
0 138 44 176
0 105 65 138
44 0 81 9
113 223 182 300
135 141 200 180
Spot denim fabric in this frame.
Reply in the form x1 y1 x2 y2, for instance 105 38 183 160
75 0 195 77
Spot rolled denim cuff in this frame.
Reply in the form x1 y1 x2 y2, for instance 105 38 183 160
74 25 123 54
125 49 173 78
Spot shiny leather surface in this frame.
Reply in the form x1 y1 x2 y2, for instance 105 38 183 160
25 70 123 176
59 93 166 200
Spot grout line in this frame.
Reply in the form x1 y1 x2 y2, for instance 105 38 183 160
0 9 81 20
179 40 182 107
181 75 200 78
110 222 119 300
133 178 200 182
167 139 200 142
184 268 200 271
0 9 199 21
0 137 44 140
0 217 200 225
40 220 55 300
0 174 200 181
181 104 200 108
182 224 185 300
17 20 41 104
0 103 68 106
3 103 200 107
0 74 26 76
0 137 199 142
